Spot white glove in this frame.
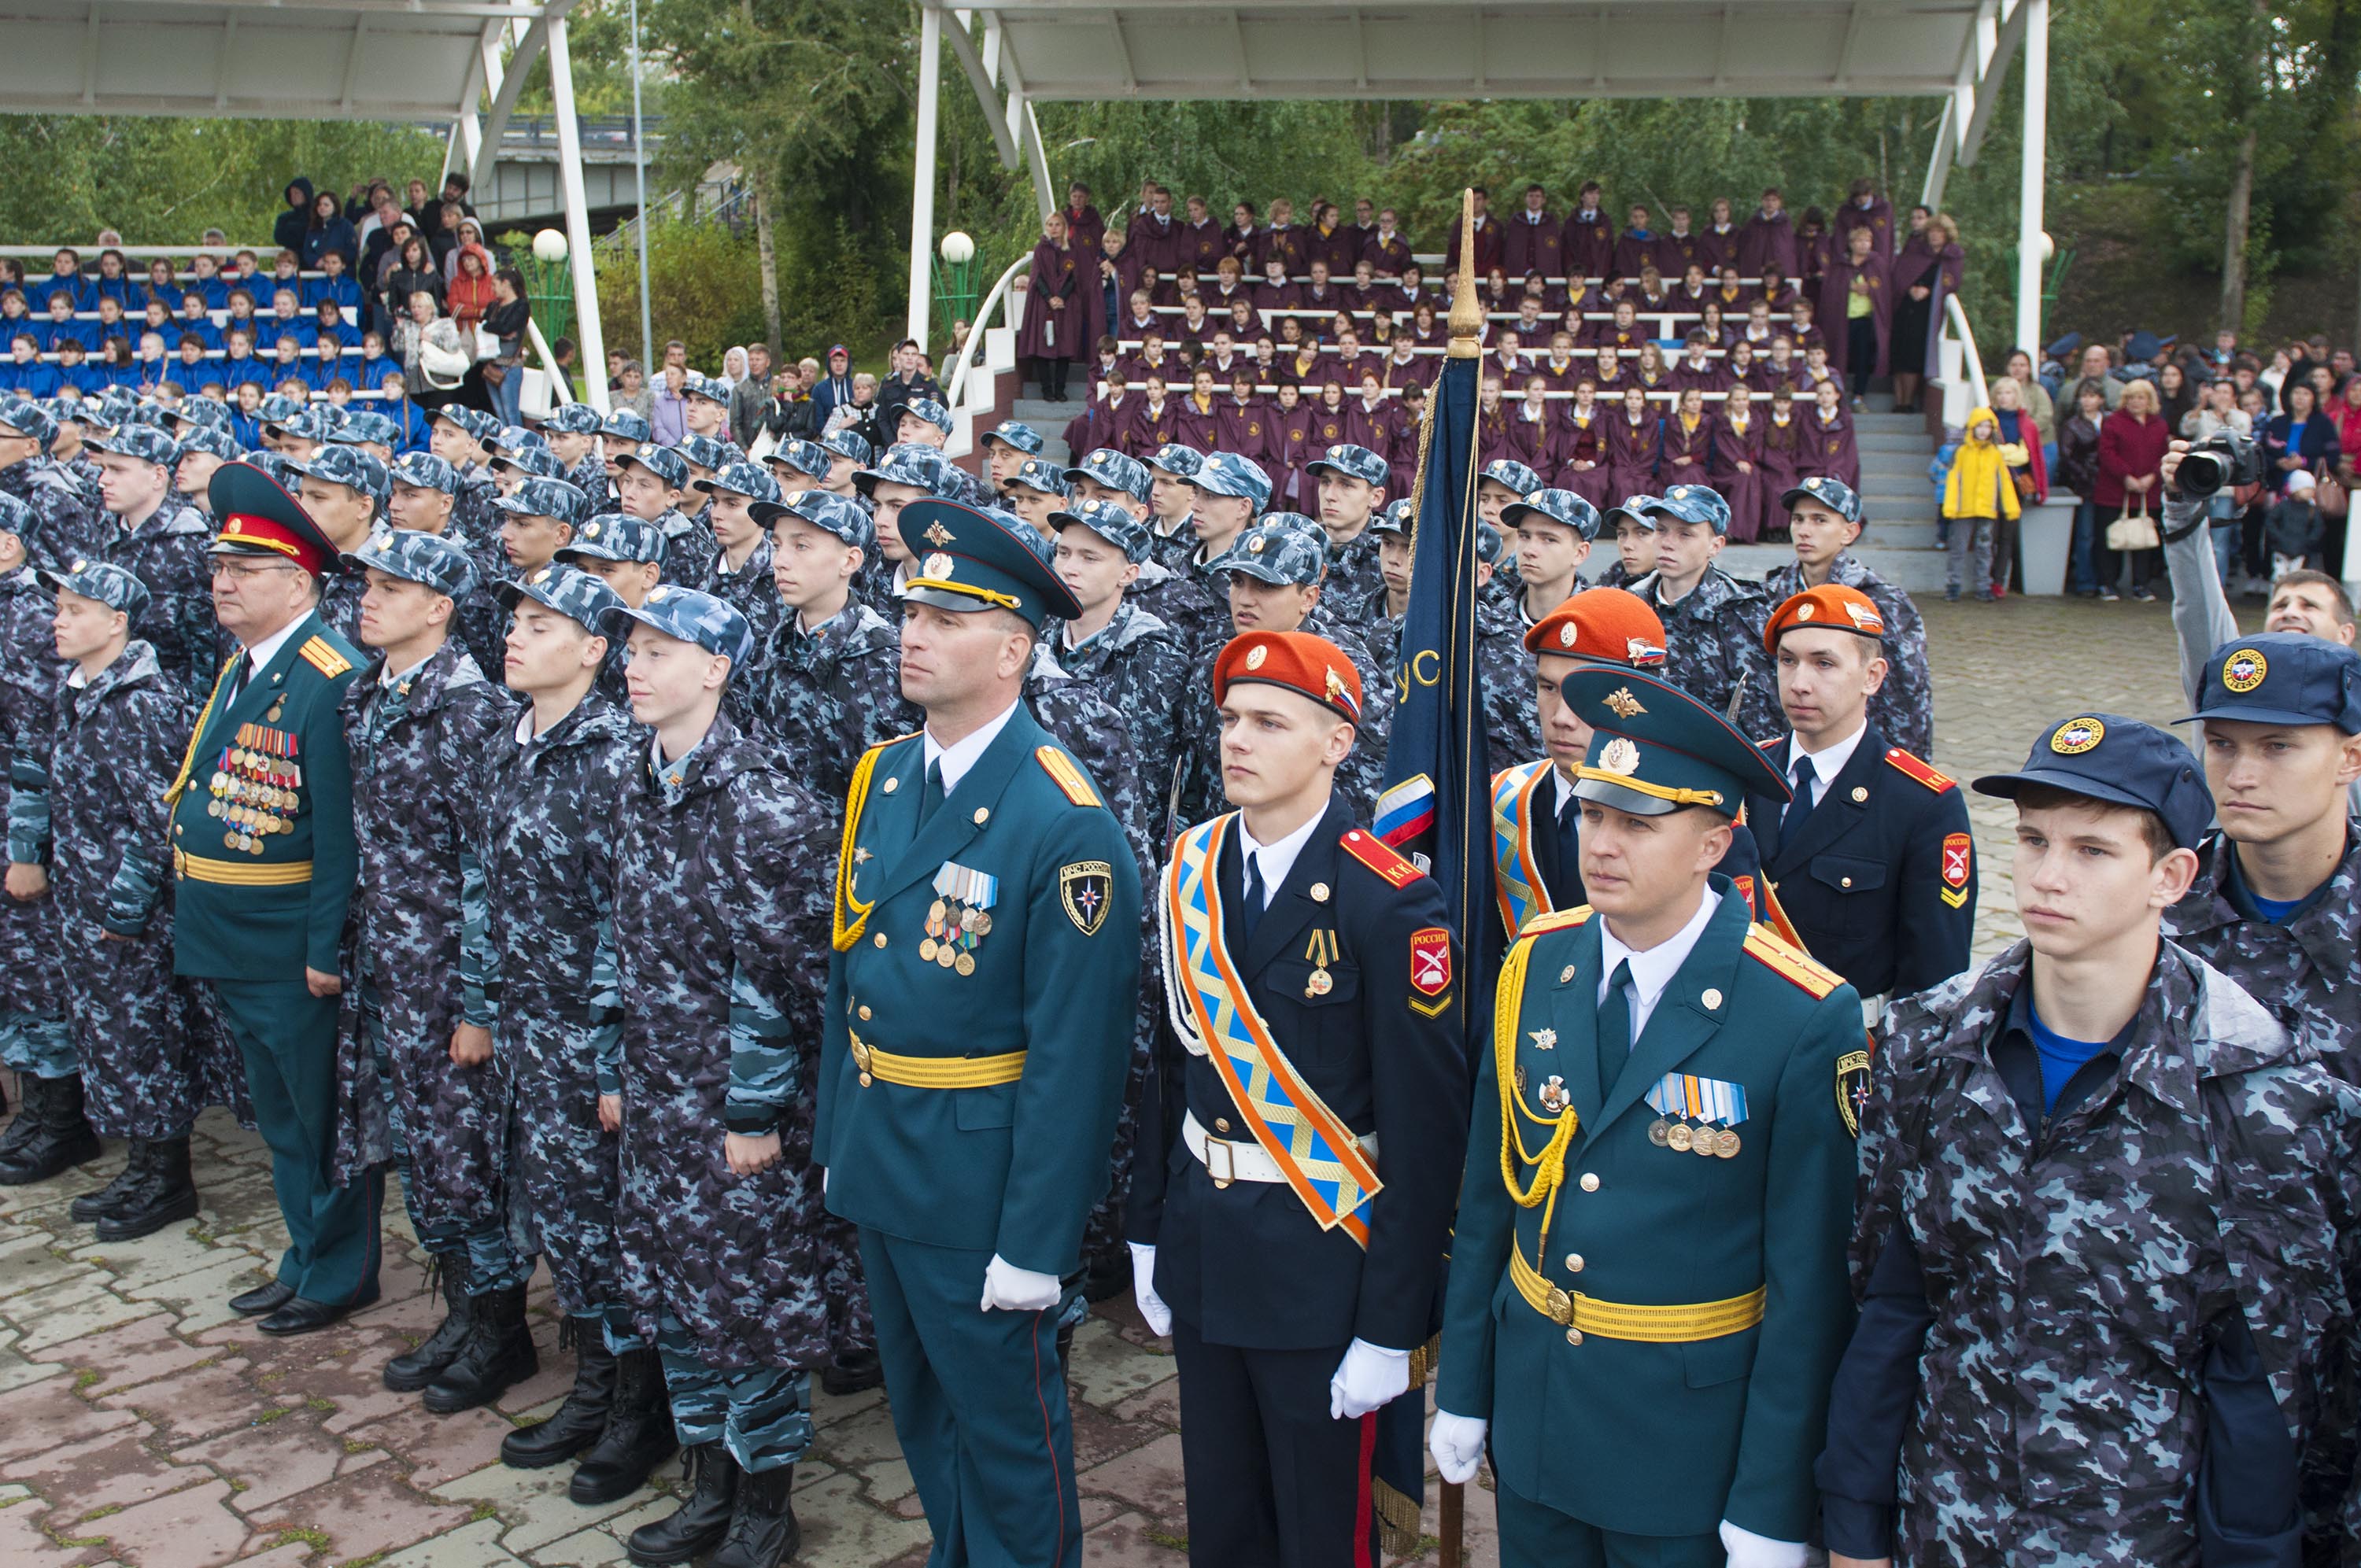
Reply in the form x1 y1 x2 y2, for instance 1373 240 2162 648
1129 1242 1172 1337
1428 1408 1488 1485
1328 1337 1411 1420
978 1253 1061 1313
1718 1519 1809 1568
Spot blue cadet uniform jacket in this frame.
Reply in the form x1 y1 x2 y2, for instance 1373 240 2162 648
817 704 1142 1278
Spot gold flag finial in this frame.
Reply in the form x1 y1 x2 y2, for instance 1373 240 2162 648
1446 187 1483 357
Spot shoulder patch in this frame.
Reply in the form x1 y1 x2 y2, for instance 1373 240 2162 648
297 636 353 679
1340 828 1423 887
1883 747 1955 793
1035 745 1102 807
1742 924 1844 998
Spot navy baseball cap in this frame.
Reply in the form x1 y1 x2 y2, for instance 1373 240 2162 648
898 500 1084 627
493 476 590 529
87 425 183 470
0 399 56 449
819 429 874 467
855 443 949 497
1479 459 1544 496
1188 451 1272 508
347 526 479 598
1064 447 1151 504
1653 484 1733 535
390 452 459 493
1213 520 1325 587
600 409 652 442
898 397 953 436
616 446 688 489
541 402 605 436
1003 458 1069 499
1147 444 1205 480
767 438 831 482
617 583 755 667
498 562 626 639
695 460 782 504
2183 633 2361 734
37 559 150 619
1974 714 2214 851
1306 443 1387 487
1051 497 1154 563
558 512 664 563
1781 475 1863 525
750 489 874 552
982 420 1044 456
1504 488 1602 540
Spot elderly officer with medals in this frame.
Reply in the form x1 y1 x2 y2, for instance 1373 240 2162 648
1129 628 1466 1567
172 462 374 1335
1432 665 1862 1568
815 500 1141 1568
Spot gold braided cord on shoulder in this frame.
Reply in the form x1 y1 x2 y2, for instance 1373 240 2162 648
832 736 914 951
162 656 239 808
1494 934 1579 1266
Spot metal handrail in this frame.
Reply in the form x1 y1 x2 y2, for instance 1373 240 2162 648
1944 291 1987 409
944 249 1034 413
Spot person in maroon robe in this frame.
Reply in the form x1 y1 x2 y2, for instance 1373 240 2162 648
1752 338 1801 395
1503 183 1561 279
1253 256 1300 315
1225 202 1262 269
1784 297 1827 360
1557 381 1613 507
1591 343 1630 402
1656 207 1705 279
1713 265 1750 318
1583 300 1643 353
1842 179 1896 259
1121 331 1180 388
1670 331 1731 397
1495 370 1553 470
1310 205 1359 280
1125 373 1183 458
1172 298 1214 352
1017 211 1085 399
1445 186 1505 280
1308 381 1353 476
1486 330 1527 396
1610 205 1661 282
1130 183 1179 276
1697 197 1740 275
1406 302 1443 351
1561 181 1615 282
1736 186 1799 279
1298 262 1347 327
1362 208 1413 279
1755 385 1805 537
1816 223 1893 406
1794 209 1832 294
1534 331 1585 392
1199 330 1247 389
1173 367 1222 452
1632 342 1672 397
1710 382 1768 540
1672 262 1713 312
1330 328 1381 390
1631 266 1672 318
1391 265 1435 319
1661 388 1714 494
1179 195 1225 280
1753 264 1800 315
1736 299 1778 357
1698 301 1735 352
1206 256 1251 312
1476 375 1513 469
1799 379 1860 489
1215 374 1270 466
1724 339 1761 393
1605 382 1662 499
1889 209 1964 415
1268 383 1317 508
1382 337 1433 394
1343 371 1404 473
1103 234 1151 334
1260 199 1308 277
1087 338 1125 399
1344 259 1388 320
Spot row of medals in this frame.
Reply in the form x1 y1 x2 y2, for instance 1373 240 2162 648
919 898 989 975
208 747 301 854
1650 1116 1742 1159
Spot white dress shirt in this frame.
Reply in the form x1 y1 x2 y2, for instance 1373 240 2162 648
1786 720 1868 809
1235 806 1325 908
924 698 1020 795
230 614 308 699
1597 886 1723 1042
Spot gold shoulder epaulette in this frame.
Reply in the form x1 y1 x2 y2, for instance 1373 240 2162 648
1522 904 1595 936
297 636 352 679
1035 746 1101 807
1883 747 1955 793
1743 924 1843 998
1340 828 1423 887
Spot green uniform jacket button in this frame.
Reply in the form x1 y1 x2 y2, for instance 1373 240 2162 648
1579 1172 1599 1193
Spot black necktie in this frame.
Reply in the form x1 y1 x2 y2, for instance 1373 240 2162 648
227 651 255 703
917 758 945 829
1598 958 1635 1099
1784 754 1817 843
1239 852 1266 944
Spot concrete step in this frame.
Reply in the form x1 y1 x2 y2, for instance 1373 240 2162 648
1859 433 1931 452
1860 452 1929 474
1855 413 1926 434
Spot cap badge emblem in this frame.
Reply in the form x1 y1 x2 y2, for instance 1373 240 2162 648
1604 686 1646 719
922 520 955 547
1843 600 1881 631
1559 624 1580 647
2050 716 2106 754
1796 602 1816 621
2222 647 2268 693
1243 645 1269 671
1598 736 1642 776
922 552 954 579
1249 534 1268 552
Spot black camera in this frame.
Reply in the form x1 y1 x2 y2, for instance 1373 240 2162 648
2176 430 2262 498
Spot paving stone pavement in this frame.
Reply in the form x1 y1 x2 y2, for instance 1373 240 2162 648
0 593 2241 1566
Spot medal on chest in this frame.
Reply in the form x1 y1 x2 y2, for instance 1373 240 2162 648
208 722 301 854
1645 1072 1749 1158
922 861 999 976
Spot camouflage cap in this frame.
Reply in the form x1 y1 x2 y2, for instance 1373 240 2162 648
346 526 478 599
558 511 664 563
684 371 732 406
1479 458 1544 496
159 395 231 434
1050 496 1153 564
674 434 733 474
1003 457 1070 499
1651 483 1734 536
0 397 58 449
982 420 1044 456
48 395 94 428
434 404 501 445
615 445 688 489
36 558 150 619
284 443 387 500
493 423 548 456
1474 520 1506 565
897 397 953 435
256 393 306 426
389 451 459 494
617 583 754 667
1369 498 1418 539
694 459 781 504
600 408 652 443
0 493 35 541
750 489 875 552
493 476 591 529
539 401 606 436
87 424 183 470
766 438 831 482
264 404 335 442
1064 447 1152 504
498 561 626 638
490 445 565 481
331 411 400 448
176 424 246 463
819 428 874 467
1603 493 1662 533
854 442 950 497
1188 450 1272 507
1306 443 1387 487
1779 475 1863 525
1147 443 1206 479
1503 487 1602 540
1212 519 1325 587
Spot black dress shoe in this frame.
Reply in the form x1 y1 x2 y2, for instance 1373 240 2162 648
819 1348 882 1397
259 1296 357 1336
230 1280 297 1317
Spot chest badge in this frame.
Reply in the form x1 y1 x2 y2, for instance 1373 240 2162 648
1528 1027 1557 1051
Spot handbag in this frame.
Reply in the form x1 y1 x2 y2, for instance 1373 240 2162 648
2105 497 2160 552
2316 474 2349 519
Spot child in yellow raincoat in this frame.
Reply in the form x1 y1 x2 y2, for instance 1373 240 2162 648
1942 405 2020 601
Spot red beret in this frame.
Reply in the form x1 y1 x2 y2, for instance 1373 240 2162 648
1213 629 1364 724
1764 584 1886 655
1523 588 1668 667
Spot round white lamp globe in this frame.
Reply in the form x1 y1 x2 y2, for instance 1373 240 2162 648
940 231 976 267
533 228 568 264
2038 231 2056 261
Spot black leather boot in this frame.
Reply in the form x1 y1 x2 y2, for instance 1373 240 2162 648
71 1142 150 1223
423 1283 539 1414
625 1443 737 1565
571 1345 678 1503
0 1075 101 1185
819 1347 881 1397
0 1072 39 1162
96 1136 200 1241
709 1462 799 1568
503 1319 616 1468
384 1253 474 1392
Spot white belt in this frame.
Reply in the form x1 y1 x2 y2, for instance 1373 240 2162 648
1182 1109 1378 1187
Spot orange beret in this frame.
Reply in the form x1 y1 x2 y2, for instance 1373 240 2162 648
1214 629 1364 724
1523 588 1668 668
1764 584 1886 655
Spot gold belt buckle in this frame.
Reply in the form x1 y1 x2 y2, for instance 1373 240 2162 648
1205 1134 1236 1189
1545 1286 1574 1326
848 1031 874 1087
172 847 187 879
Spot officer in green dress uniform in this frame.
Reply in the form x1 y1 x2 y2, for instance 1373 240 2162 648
174 462 375 1336
815 500 1142 1568
1431 665 1862 1568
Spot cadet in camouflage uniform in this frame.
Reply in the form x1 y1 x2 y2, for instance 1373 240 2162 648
0 398 110 572
283 445 390 649
429 407 505 562
1142 443 1204 573
88 424 223 692
1822 715 2361 1568
31 563 207 1237
1358 504 1540 771
615 444 719 585
850 444 959 610
1042 497 1194 809
341 531 534 1414
692 461 785 649
1140 450 1267 655
0 492 86 1187
1757 478 1934 758
610 586 834 1568
541 402 609 507
1620 487 1783 740
997 457 1067 536
482 565 679 1502
554 512 664 712
173 426 246 523
382 451 508 681
759 436 831 502
580 410 647 512
1306 442 1391 616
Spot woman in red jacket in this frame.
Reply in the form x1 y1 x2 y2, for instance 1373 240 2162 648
2094 377 2170 600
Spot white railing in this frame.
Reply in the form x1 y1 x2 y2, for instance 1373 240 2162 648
1937 291 1987 430
944 250 1033 415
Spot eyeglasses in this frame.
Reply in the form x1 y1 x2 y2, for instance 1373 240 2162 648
210 559 301 581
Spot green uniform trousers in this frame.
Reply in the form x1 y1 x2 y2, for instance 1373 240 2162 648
1494 1479 1725 1568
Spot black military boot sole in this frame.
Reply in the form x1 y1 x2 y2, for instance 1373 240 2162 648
384 1255 475 1392
708 1463 799 1568
70 1153 148 1223
624 1445 737 1566
502 1323 616 1469
421 1287 538 1415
